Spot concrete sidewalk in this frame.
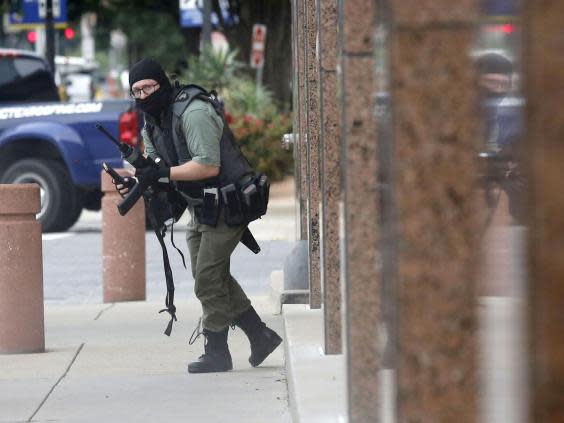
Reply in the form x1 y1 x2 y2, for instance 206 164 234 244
0 297 289 423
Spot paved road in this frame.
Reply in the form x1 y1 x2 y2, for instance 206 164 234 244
42 231 295 305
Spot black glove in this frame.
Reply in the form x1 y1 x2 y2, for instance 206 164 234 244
134 165 170 187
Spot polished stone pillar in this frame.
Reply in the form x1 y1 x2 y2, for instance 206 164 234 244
390 1 481 421
305 0 322 309
524 2 564 421
101 170 146 303
317 0 342 354
296 0 309 242
339 0 381 420
293 0 307 241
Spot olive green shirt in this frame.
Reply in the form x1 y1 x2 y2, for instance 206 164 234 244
142 98 223 167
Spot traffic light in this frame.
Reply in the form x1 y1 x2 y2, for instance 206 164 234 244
27 31 37 44
64 27 75 40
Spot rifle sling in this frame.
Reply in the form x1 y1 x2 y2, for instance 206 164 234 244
145 194 177 336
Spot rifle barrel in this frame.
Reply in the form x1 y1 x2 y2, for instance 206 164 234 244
95 123 122 148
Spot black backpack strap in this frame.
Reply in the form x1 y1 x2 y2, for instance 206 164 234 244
172 84 211 117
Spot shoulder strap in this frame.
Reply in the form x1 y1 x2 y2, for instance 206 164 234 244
172 84 211 117
173 84 226 120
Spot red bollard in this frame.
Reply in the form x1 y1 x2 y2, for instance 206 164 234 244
0 184 44 354
101 169 146 303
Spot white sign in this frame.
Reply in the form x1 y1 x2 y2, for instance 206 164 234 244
179 0 198 10
250 24 267 69
0 103 103 120
38 0 61 19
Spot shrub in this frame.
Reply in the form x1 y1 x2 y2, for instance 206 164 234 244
229 112 293 182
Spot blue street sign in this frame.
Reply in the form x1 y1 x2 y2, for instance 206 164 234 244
179 0 237 28
8 0 68 29
483 0 519 16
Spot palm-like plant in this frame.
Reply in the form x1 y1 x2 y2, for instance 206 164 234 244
222 77 277 119
182 45 243 91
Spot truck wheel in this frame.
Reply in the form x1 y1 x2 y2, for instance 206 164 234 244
1 158 82 232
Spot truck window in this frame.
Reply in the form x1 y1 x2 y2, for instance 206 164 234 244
0 55 59 103
14 57 48 79
0 58 19 86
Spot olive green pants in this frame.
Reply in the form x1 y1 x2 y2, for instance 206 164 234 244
186 219 251 332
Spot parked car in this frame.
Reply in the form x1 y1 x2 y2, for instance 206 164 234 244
0 48 139 232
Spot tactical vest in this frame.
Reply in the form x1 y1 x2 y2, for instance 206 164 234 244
145 84 253 199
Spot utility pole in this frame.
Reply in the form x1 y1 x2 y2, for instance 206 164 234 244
45 0 55 73
201 0 212 47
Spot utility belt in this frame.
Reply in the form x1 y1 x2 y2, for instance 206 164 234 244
194 172 270 227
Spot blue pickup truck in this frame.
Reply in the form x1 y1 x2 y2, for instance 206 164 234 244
0 49 139 232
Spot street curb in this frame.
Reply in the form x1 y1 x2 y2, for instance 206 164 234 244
282 304 346 423
269 270 309 315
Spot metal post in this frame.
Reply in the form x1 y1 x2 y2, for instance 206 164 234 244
201 0 212 46
45 0 55 73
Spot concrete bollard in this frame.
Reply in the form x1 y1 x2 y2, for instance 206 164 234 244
0 184 44 354
101 169 146 303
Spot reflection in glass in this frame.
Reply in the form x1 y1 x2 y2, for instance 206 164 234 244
475 1 527 422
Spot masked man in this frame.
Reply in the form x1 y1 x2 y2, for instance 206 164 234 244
118 58 282 373
477 52 524 223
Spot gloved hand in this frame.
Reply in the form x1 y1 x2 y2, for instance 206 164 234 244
114 177 136 198
134 165 170 187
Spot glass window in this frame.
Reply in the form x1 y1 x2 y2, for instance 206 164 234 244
0 58 19 86
13 57 48 78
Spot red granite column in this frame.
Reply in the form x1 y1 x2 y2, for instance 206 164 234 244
305 0 322 309
340 0 381 420
296 0 309 242
292 0 307 241
390 1 481 421
524 2 564 421
0 184 44 354
317 0 342 354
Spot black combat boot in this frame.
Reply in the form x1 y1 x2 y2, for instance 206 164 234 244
188 327 233 373
233 306 283 367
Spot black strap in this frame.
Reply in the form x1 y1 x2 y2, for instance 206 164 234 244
169 221 186 269
145 194 177 336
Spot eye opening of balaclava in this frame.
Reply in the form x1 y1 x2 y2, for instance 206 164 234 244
129 58 172 118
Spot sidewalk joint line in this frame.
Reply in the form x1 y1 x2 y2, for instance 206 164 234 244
94 303 115 320
27 343 85 422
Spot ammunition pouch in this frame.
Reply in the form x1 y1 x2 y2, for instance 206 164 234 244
194 187 221 227
221 172 270 227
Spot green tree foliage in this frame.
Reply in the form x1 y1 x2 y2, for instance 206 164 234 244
68 0 187 69
113 10 186 70
66 0 292 108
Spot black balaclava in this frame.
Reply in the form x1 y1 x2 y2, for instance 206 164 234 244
476 53 513 101
129 58 172 118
